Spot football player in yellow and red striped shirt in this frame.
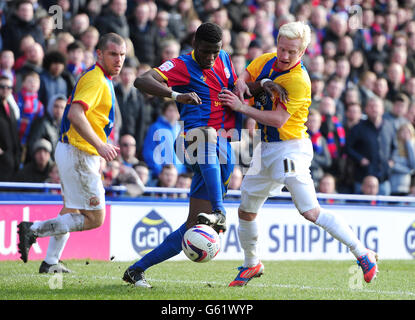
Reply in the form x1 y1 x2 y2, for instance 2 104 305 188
220 21 378 286
17 33 126 274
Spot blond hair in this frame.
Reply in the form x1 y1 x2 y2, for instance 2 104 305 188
397 122 415 157
277 21 311 52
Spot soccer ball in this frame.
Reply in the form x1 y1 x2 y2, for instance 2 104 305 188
181 224 221 263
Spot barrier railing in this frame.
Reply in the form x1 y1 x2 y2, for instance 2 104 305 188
1 182 415 206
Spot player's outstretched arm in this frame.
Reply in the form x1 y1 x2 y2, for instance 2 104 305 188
219 89 290 128
134 69 202 105
67 103 119 162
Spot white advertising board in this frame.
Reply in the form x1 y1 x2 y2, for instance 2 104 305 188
110 201 415 261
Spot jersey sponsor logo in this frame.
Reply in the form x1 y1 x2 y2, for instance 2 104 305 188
159 60 175 72
224 66 230 79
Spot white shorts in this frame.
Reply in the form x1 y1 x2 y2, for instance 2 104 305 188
240 139 319 214
55 142 105 210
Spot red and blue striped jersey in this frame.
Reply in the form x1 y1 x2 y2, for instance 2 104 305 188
155 50 241 135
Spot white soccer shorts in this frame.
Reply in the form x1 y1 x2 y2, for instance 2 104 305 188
55 141 105 210
240 138 319 214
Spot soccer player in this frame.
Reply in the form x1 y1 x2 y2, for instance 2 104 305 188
219 21 378 286
123 22 249 288
17 33 126 273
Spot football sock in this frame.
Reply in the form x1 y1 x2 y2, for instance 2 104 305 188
30 213 85 237
44 232 70 265
315 209 367 258
198 142 225 213
238 218 259 268
131 223 187 271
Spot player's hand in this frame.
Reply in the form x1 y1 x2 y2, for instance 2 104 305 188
263 81 289 104
176 92 202 105
218 89 245 112
233 79 251 102
97 143 120 162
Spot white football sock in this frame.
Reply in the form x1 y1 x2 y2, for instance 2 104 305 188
44 232 70 265
31 213 85 237
315 209 367 258
238 218 259 268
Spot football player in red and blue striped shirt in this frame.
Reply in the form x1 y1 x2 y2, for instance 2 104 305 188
123 22 250 288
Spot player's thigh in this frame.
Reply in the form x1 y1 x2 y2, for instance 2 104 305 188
56 142 105 212
284 173 319 214
239 172 280 214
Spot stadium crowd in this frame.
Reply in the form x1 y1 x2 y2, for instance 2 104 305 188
0 0 415 197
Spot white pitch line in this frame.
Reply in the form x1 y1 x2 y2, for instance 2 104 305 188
11 273 415 298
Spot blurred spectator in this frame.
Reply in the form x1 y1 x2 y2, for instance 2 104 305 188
367 31 388 75
373 77 393 112
95 0 129 39
318 173 337 194
128 2 159 67
0 50 15 86
156 164 178 188
80 26 100 55
309 73 325 111
306 109 332 188
343 102 363 136
134 162 150 186
118 134 140 167
15 42 44 93
157 39 181 66
174 172 192 198
228 165 243 190
231 53 247 77
26 94 66 162
361 175 379 196
0 75 20 181
246 39 263 65
38 50 67 107
66 41 86 81
386 62 404 102
404 77 415 103
405 102 415 127
14 35 35 71
14 138 52 183
54 32 75 59
349 50 369 85
226 0 251 33
346 96 396 195
319 96 346 178
324 76 346 121
38 15 56 51
16 71 44 159
69 13 90 40
357 71 377 110
112 163 145 197
383 93 411 135
142 100 186 179
1 1 44 57
390 123 415 196
115 57 152 154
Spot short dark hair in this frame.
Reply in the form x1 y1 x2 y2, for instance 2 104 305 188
97 33 125 51
67 40 86 53
42 51 66 70
195 22 222 44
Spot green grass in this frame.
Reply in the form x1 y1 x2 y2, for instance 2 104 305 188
1 259 414 300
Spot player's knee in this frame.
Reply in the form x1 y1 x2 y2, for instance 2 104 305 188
238 208 257 221
302 207 320 223
81 210 105 230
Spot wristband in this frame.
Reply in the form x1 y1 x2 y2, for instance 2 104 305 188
171 91 180 101
260 78 272 87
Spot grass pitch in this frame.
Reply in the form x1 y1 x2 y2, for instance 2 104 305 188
1 259 414 300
